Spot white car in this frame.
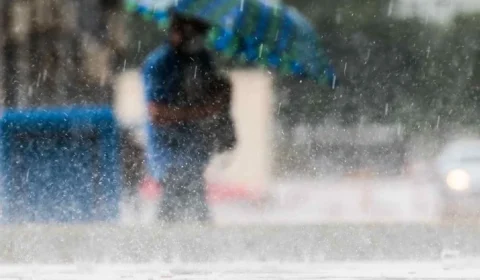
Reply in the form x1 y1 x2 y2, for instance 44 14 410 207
434 139 480 218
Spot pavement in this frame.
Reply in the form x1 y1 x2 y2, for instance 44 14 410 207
1 224 480 263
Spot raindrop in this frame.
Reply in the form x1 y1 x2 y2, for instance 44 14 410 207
332 75 336 89
194 66 197 79
344 62 348 76
426 46 431 59
123 59 127 72
240 0 244 12
365 49 371 64
387 0 394 16
336 12 342 24
436 115 441 130
36 74 41 87
137 41 142 53
384 103 389 116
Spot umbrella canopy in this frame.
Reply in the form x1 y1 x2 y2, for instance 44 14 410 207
124 0 337 87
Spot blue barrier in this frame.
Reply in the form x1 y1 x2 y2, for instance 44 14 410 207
0 107 122 223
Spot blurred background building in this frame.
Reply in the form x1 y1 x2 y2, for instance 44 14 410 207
0 0 130 107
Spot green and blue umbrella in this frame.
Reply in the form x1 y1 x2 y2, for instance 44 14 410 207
124 0 337 88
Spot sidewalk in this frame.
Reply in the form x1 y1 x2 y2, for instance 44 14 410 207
132 176 441 225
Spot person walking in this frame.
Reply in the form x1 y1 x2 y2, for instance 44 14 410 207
142 11 235 223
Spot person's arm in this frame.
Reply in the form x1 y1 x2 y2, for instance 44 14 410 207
148 101 227 125
143 49 230 126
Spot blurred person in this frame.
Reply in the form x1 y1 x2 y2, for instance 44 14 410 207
141 11 236 223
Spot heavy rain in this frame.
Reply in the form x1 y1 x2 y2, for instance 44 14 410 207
1 0 480 279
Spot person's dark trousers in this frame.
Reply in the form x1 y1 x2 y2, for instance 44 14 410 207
157 161 210 223
155 115 236 223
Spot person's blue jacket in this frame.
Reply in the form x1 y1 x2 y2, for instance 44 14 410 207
142 45 218 181
142 45 215 106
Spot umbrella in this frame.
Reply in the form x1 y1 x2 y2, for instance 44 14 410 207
124 0 337 88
